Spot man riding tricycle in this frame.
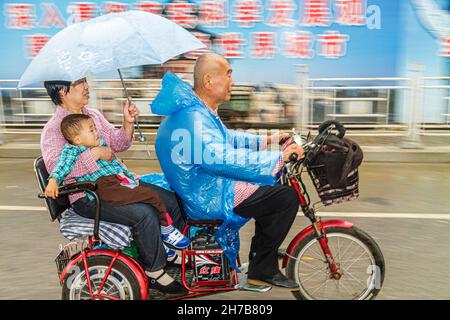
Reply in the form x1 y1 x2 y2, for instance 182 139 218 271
35 54 384 300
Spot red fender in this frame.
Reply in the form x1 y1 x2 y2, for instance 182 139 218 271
60 249 148 300
282 219 354 268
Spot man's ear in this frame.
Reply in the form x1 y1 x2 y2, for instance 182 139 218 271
204 74 212 89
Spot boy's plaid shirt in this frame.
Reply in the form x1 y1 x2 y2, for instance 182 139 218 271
49 137 136 185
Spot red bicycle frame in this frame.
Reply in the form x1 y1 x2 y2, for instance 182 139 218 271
284 177 353 278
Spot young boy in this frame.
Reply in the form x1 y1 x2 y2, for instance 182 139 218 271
45 114 189 250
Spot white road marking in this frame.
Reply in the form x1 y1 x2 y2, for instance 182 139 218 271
0 205 449 220
0 205 46 211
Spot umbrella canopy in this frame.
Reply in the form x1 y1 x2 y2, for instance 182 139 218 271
18 10 204 87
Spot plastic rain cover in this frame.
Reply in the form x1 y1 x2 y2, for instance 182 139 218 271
150 71 282 269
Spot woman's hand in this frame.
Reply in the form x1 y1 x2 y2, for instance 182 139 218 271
91 146 114 162
123 99 139 124
45 178 59 199
282 144 305 162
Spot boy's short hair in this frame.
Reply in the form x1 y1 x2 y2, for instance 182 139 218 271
60 114 92 144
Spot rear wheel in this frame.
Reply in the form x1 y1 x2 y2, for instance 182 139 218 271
286 226 385 300
62 255 142 300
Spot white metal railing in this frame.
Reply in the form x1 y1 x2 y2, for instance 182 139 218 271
1 72 449 146
293 65 450 147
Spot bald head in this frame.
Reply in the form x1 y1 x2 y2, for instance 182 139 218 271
192 53 234 109
193 53 230 90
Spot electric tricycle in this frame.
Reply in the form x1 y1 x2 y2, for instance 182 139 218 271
35 121 385 300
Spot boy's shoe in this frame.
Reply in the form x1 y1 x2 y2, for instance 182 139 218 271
164 243 191 269
161 225 190 249
163 243 176 258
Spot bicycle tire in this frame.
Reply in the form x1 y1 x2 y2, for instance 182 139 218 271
286 226 385 300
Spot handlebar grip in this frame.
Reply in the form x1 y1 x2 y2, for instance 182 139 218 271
289 153 298 162
318 120 346 139
279 136 291 146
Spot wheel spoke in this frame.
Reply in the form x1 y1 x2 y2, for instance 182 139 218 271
338 239 355 262
337 237 341 262
344 271 366 288
308 243 326 260
337 280 355 297
343 251 369 271
309 279 329 296
100 294 122 301
339 254 370 265
300 259 327 272
299 268 328 284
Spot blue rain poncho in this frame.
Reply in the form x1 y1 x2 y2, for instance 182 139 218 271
150 72 282 269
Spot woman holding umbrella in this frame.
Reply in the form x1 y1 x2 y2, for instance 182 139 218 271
40 78 187 295
19 10 205 296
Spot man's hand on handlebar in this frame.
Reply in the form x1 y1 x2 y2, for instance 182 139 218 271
268 131 290 145
282 144 304 163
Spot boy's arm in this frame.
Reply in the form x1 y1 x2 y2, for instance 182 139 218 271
41 126 100 179
44 178 59 199
48 145 81 185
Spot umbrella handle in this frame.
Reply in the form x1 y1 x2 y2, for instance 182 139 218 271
118 69 146 142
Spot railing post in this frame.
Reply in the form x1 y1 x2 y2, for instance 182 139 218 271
296 64 310 133
0 90 5 145
402 64 424 148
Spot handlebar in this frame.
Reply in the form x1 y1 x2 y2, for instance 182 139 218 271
279 120 346 167
289 153 298 162
318 120 346 139
279 136 291 146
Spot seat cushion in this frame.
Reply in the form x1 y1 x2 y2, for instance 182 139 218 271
60 208 132 250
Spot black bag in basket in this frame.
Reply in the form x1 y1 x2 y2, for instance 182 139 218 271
305 121 363 206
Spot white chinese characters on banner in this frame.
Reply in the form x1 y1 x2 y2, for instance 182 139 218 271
25 34 49 58
103 2 129 14
5 3 36 29
232 0 263 28
301 0 331 26
134 1 163 14
282 31 314 59
40 3 66 28
215 32 246 58
440 36 450 57
66 2 99 24
198 1 228 28
266 0 296 27
164 1 198 29
251 32 277 58
335 0 366 26
3 1 387 60
184 32 213 59
317 31 350 58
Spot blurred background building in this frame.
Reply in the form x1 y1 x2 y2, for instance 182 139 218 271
0 0 448 141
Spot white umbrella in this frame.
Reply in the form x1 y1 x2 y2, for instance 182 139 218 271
19 10 205 141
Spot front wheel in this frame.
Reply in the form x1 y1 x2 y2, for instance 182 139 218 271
286 226 385 300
